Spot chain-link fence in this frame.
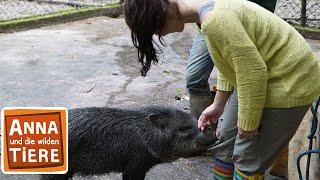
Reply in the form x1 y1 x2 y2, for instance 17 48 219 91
0 0 319 28
275 0 320 28
0 0 120 22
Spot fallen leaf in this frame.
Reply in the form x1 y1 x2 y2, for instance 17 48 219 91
162 70 171 76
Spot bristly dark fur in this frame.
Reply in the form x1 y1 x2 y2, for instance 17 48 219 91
40 105 210 180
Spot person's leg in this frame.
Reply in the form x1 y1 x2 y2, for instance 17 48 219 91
232 104 310 179
207 91 239 179
207 91 310 179
248 1 287 177
186 31 214 119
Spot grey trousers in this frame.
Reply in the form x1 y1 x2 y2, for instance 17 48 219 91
208 91 310 173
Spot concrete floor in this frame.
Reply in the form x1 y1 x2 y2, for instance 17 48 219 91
0 16 319 179
0 16 216 180
0 17 208 109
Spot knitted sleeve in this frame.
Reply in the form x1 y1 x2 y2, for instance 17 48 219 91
231 45 267 131
217 72 234 91
205 10 267 131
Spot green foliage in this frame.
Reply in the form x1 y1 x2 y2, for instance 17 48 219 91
294 25 320 33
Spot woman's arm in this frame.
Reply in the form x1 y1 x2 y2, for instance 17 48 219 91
214 90 231 108
202 10 267 132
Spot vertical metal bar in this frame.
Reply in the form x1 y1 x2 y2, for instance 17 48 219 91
301 0 307 26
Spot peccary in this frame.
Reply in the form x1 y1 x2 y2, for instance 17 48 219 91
40 105 215 180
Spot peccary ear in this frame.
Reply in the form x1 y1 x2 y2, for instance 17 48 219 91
148 114 166 129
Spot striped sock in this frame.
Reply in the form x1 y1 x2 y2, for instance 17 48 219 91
233 168 264 180
213 158 234 180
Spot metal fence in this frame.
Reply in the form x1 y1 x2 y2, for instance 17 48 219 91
0 0 319 28
275 0 320 28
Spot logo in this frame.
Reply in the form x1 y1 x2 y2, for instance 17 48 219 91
1 107 68 174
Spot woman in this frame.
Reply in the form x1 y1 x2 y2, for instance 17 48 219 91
124 0 320 179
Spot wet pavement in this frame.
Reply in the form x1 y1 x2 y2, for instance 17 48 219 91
0 16 216 180
0 17 212 110
0 16 319 179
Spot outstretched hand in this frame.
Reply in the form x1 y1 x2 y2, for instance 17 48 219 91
198 104 224 131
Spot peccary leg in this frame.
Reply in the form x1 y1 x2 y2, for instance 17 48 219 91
123 171 146 180
40 174 69 180
123 167 147 180
123 159 155 180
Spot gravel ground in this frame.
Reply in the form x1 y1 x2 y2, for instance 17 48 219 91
39 0 120 6
0 0 120 21
0 0 72 21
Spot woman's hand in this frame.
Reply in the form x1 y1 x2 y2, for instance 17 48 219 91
237 127 259 140
198 90 231 131
198 103 224 131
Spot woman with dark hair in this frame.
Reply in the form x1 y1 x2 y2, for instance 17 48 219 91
124 0 320 179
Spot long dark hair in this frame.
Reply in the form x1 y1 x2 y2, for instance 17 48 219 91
124 0 170 76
